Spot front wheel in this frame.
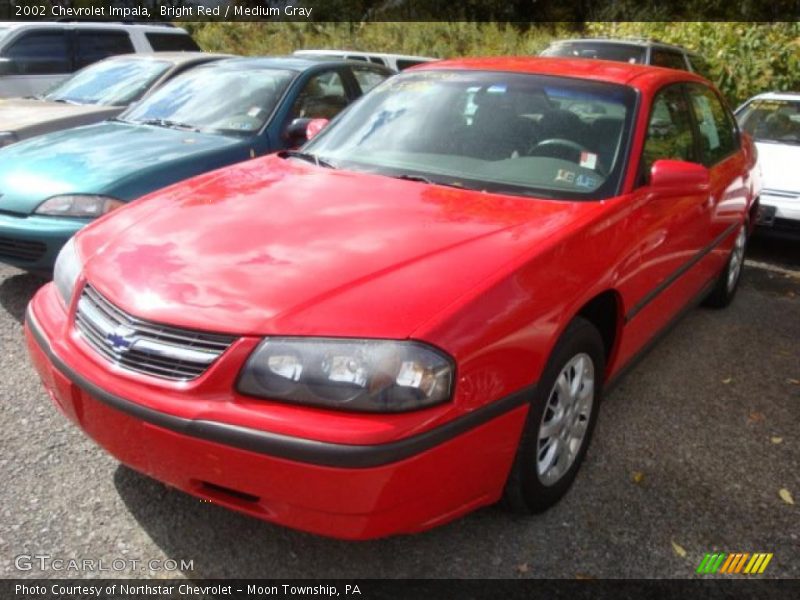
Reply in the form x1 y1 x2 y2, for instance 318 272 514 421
703 223 747 308
503 317 605 513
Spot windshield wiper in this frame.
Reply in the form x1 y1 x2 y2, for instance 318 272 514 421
135 118 201 132
279 150 338 169
390 173 465 189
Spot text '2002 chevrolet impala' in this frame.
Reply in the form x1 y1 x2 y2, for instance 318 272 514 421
26 58 759 539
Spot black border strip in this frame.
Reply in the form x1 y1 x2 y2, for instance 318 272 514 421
625 222 737 322
26 310 533 469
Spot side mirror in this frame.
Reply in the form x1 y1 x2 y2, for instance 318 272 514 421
650 159 710 192
284 117 330 147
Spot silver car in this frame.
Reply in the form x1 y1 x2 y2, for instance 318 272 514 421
0 52 228 148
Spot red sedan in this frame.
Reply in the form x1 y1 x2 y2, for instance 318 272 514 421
26 58 759 539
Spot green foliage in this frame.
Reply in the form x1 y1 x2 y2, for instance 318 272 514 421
586 22 800 106
185 21 558 59
185 21 800 106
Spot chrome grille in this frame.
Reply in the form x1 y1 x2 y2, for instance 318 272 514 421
75 284 237 381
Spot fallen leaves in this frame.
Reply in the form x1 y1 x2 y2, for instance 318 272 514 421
779 488 794 505
787 378 800 386
516 563 529 575
771 436 783 444
671 541 687 558
722 377 733 384
747 411 766 425
632 471 645 484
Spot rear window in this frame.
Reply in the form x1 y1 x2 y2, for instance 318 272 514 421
0 28 10 46
146 33 201 52
542 42 646 64
76 31 135 69
651 49 688 71
395 59 426 70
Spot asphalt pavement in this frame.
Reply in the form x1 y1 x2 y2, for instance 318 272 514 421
0 234 798 580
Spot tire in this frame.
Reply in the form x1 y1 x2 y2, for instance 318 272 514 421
703 222 747 309
503 317 605 514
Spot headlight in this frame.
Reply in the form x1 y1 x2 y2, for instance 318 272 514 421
53 237 82 307
0 132 18 148
35 195 124 218
237 338 454 412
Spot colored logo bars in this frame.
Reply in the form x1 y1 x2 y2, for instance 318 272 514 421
697 553 773 575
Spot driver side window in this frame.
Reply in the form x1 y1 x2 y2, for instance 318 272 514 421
289 71 350 121
641 85 698 180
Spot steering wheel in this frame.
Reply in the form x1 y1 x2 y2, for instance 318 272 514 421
528 138 608 177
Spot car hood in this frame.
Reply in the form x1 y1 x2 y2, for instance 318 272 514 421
80 155 602 339
755 141 800 193
0 97 115 132
0 121 244 214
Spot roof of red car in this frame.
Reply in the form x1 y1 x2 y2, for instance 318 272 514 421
418 56 707 88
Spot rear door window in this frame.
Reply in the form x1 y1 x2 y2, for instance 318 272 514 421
3 30 72 74
76 31 135 69
687 84 739 165
145 33 201 52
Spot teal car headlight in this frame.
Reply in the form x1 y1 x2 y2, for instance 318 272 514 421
35 195 124 218
0 132 18 148
53 238 83 307
237 338 454 412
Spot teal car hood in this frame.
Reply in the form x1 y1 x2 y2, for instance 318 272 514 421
0 121 250 215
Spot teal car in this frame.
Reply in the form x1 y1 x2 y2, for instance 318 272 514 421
0 56 392 272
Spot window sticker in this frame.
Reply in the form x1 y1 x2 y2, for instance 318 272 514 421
575 174 599 188
555 169 576 183
579 151 598 170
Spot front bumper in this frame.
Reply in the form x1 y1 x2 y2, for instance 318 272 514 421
24 284 529 539
0 211 87 271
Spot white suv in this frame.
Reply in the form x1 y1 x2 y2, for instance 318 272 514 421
0 21 200 98
293 49 436 72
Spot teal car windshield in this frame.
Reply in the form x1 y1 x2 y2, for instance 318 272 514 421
122 66 295 135
306 70 636 200
43 59 172 106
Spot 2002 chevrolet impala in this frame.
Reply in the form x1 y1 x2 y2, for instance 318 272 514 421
26 58 759 539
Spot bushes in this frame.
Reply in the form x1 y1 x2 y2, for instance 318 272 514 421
185 21 800 105
586 22 800 106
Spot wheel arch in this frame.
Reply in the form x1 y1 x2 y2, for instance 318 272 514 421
573 289 625 378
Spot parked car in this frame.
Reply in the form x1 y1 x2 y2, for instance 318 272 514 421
293 49 436 71
541 38 711 77
0 21 200 98
736 92 800 237
25 57 758 539
0 56 392 272
0 52 228 148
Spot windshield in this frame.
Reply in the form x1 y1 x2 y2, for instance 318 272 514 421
43 59 171 106
122 66 295 135
737 98 800 145
305 70 637 200
542 42 646 64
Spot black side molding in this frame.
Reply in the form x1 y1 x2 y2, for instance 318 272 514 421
625 222 738 322
26 308 533 469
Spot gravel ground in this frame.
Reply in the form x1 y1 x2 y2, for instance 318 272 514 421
0 235 798 580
